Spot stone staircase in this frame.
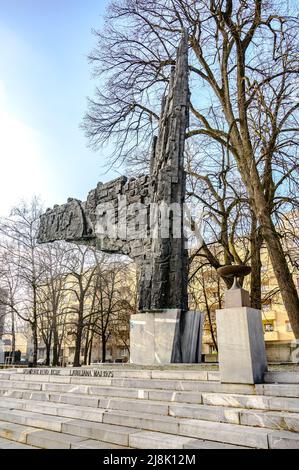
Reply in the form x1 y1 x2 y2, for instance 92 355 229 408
0 367 298 449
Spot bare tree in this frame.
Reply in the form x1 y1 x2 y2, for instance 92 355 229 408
37 241 73 365
0 198 45 365
89 257 136 363
61 246 99 367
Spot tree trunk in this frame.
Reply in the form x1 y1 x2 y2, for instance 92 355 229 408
83 326 91 365
52 338 59 366
32 323 38 367
261 214 299 338
73 330 82 367
250 211 262 310
101 334 106 363
45 343 51 366
73 301 84 367
202 274 218 352
11 310 16 364
248 177 299 337
32 284 38 367
88 337 93 365
52 315 59 366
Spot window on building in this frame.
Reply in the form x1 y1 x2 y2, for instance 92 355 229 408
120 348 128 357
264 322 274 332
285 321 293 332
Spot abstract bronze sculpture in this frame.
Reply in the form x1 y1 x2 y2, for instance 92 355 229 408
38 31 189 314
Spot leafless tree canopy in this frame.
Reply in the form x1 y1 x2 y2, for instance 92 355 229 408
0 199 136 366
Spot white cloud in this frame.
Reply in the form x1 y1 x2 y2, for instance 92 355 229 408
0 81 52 216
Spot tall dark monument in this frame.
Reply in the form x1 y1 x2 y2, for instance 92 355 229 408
38 32 203 364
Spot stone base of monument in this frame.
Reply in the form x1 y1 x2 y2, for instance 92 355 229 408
216 306 268 384
130 310 203 364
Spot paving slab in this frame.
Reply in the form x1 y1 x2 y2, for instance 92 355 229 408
0 409 72 432
98 397 169 415
129 430 196 449
169 403 240 424
240 409 299 432
61 419 140 446
265 372 299 384
103 409 180 434
26 429 85 449
0 420 40 444
0 436 37 449
71 439 126 449
202 392 270 410
268 430 299 449
178 419 271 448
183 439 248 449
263 384 299 398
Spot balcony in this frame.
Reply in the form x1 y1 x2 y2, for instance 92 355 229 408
261 310 276 321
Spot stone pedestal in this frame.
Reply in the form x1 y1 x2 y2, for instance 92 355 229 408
291 339 299 364
130 309 203 365
216 307 268 384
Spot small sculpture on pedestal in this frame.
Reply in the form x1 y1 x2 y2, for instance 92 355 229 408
216 265 268 384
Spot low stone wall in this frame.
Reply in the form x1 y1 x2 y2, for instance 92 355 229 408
265 342 292 363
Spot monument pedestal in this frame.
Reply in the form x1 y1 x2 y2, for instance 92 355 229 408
130 309 203 364
216 306 268 384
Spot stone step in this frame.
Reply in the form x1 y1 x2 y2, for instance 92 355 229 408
128 430 247 449
0 385 204 405
2 383 299 416
3 395 299 433
0 376 256 395
0 409 271 448
61 419 140 446
0 398 106 423
178 418 299 449
0 436 37 448
240 409 299 432
2 374 298 399
265 372 299 384
202 392 299 413
1 399 299 448
71 439 126 449
0 421 110 449
263 384 299 398
0 408 72 433
0 369 220 382
3 381 299 409
0 376 260 395
0 406 138 447
3 368 299 386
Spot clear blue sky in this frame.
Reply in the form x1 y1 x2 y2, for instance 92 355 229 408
0 0 119 216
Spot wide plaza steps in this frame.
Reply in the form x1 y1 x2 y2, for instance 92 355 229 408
0 367 298 449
